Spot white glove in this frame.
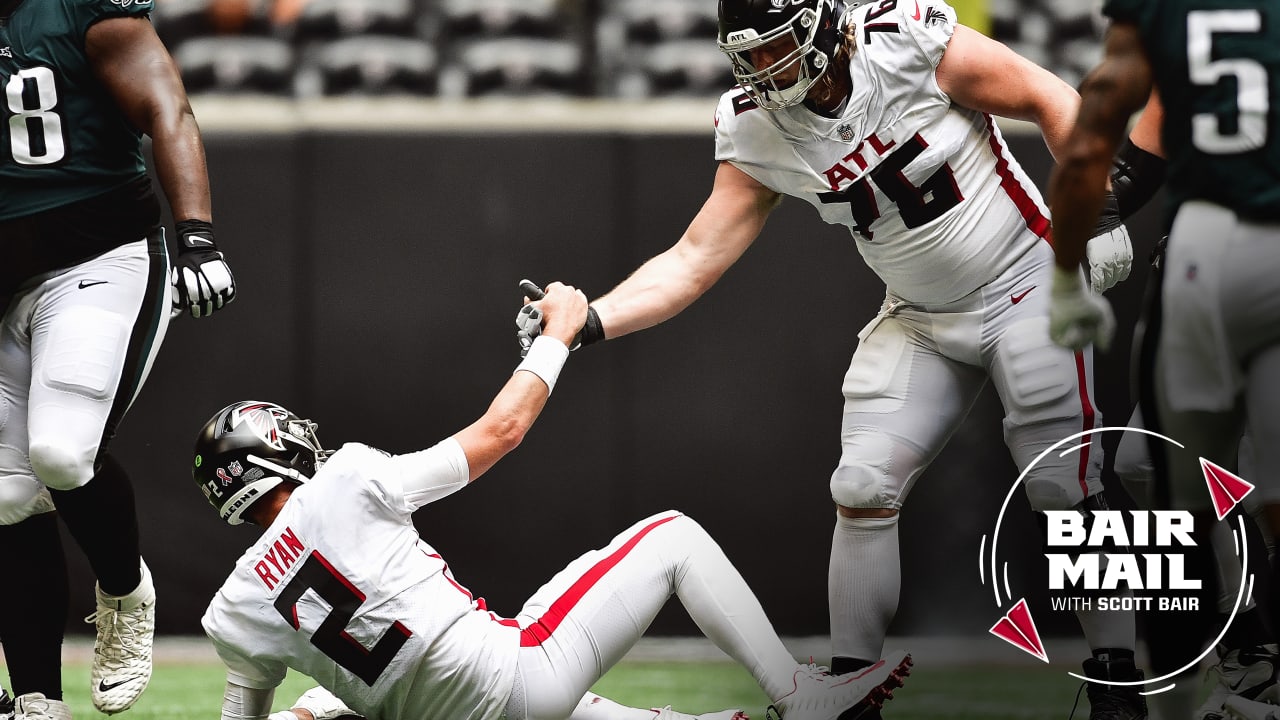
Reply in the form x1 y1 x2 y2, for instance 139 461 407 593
171 223 236 318
290 686 361 720
1049 266 1116 352
1085 225 1133 294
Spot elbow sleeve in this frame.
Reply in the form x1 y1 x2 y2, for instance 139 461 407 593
1110 138 1167 220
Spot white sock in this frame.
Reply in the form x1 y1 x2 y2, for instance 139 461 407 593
829 513 900 662
1073 559 1136 652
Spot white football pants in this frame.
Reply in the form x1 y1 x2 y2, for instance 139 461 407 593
0 234 171 525
503 511 799 720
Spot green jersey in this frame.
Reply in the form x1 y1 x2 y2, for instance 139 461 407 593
1104 0 1280 221
0 0 154 221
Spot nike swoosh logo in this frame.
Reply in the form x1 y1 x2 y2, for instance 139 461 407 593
78 280 109 289
98 678 137 692
185 235 214 247
1010 286 1036 304
912 0 921 20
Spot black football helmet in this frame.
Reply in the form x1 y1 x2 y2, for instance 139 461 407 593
193 401 329 525
717 0 846 110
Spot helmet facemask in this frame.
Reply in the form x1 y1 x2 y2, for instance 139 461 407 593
719 7 829 110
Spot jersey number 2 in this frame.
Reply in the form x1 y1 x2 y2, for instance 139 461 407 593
4 67 67 166
274 551 413 686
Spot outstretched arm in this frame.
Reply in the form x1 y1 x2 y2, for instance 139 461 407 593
452 283 588 481
590 162 780 340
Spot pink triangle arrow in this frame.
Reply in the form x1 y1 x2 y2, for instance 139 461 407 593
990 598 1048 662
1202 458 1255 521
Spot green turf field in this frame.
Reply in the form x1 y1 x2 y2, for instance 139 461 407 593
8 659 1099 720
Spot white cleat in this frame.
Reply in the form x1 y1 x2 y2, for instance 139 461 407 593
1199 645 1280 720
86 562 156 714
768 650 912 720
651 706 749 720
12 693 72 720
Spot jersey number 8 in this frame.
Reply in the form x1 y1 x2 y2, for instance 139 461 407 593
4 66 67 166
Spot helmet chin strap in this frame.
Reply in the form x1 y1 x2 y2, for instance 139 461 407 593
765 77 813 108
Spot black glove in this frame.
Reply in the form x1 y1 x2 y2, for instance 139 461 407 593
171 219 235 319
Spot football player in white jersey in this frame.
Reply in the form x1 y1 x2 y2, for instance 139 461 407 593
193 282 913 720
532 1 1141 718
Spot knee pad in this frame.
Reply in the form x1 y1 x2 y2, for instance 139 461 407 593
28 437 95 491
830 431 898 508
0 472 55 525
1026 476 1082 512
1017 421 1103 511
998 318 1078 427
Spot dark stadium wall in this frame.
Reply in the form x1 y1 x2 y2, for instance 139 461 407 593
69 130 1167 639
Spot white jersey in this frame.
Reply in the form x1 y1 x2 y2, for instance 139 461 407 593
202 442 520 720
714 0 1050 305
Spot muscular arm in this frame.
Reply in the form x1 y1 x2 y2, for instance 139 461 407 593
1048 23 1153 270
86 16 211 223
936 24 1081 162
591 162 780 339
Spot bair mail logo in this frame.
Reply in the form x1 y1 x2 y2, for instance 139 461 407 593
1045 510 1201 605
980 426 1256 691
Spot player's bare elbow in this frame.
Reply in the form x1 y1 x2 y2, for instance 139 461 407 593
486 413 532 458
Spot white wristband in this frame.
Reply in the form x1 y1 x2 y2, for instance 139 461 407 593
267 712 297 720
515 335 570 394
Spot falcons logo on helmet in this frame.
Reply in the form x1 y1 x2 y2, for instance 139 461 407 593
227 403 291 451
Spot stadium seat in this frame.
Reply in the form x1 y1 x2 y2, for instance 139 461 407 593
436 0 563 40
298 35 438 96
153 0 276 47
444 37 582 97
603 0 718 44
622 39 734 98
172 35 295 95
291 0 419 42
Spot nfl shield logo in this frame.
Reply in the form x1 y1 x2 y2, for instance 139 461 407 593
837 123 855 142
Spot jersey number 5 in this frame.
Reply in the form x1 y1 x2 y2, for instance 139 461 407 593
4 67 67 166
1187 9 1271 154
274 551 413 686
